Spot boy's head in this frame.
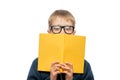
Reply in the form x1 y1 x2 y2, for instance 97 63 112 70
48 9 76 35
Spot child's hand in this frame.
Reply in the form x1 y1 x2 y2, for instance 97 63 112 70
61 62 73 80
50 62 61 80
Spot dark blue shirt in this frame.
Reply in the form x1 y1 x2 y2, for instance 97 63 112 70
27 58 94 80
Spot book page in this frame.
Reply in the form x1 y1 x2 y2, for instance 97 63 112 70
38 34 64 71
64 35 85 73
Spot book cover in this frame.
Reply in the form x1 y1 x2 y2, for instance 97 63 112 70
38 33 86 73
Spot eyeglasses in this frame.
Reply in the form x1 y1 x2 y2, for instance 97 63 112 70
50 25 75 34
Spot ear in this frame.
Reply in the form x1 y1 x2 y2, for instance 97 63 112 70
47 29 51 33
72 30 76 35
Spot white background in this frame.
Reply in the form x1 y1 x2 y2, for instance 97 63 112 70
0 0 120 80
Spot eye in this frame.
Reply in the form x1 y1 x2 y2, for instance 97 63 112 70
52 26 61 31
65 26 73 30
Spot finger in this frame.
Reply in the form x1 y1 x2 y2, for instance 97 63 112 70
65 62 73 67
51 62 60 66
62 70 71 74
61 66 70 71
60 63 73 72
60 65 70 71
54 67 60 71
51 63 61 72
61 63 72 68
55 70 61 74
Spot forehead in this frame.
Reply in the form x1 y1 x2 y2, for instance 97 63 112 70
51 17 73 26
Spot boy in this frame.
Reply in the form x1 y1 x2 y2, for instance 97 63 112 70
27 9 94 80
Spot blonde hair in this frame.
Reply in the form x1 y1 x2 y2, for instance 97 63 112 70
48 10 75 26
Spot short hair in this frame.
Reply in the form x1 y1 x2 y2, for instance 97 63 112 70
48 10 75 26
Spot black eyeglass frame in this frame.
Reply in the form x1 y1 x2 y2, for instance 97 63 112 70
49 25 75 34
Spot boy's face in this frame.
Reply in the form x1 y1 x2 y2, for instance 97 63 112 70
48 17 76 35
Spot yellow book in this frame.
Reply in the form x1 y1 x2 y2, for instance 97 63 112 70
38 33 86 73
